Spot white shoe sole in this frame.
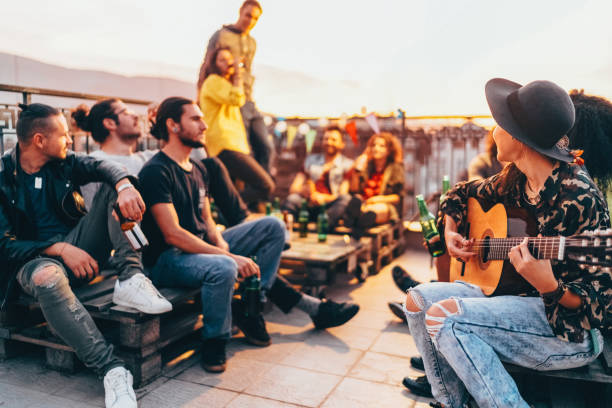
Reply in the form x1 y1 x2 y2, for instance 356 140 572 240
113 297 172 314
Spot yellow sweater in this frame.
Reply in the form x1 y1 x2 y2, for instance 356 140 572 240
199 74 249 156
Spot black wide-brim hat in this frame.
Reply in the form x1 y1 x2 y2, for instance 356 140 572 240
485 78 575 162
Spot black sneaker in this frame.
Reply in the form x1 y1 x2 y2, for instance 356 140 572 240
410 356 424 371
402 375 433 398
312 300 360 329
201 338 227 373
387 301 407 323
392 265 421 292
233 300 271 347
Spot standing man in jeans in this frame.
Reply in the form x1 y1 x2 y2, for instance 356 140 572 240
139 97 359 373
0 103 149 408
197 0 273 176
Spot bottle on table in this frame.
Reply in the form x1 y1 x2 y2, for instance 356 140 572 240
265 202 272 216
416 194 445 257
298 199 309 238
317 205 328 242
271 197 283 221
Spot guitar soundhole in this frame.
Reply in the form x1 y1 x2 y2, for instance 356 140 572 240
478 229 494 269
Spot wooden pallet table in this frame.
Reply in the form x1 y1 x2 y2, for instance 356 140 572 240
281 232 372 295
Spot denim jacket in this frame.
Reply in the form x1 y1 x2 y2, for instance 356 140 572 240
0 145 129 309
304 153 354 196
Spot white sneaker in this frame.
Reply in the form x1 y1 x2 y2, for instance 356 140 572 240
113 273 172 314
104 366 137 408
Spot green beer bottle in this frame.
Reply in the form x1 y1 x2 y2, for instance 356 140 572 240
271 197 283 221
317 205 329 242
298 199 309 238
416 194 445 257
265 202 271 216
440 175 450 205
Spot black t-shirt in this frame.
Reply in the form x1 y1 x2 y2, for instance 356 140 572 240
20 170 71 241
138 151 209 267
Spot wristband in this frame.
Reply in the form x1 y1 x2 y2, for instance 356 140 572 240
117 183 134 194
541 279 566 307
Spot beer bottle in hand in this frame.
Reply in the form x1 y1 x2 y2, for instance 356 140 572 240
416 195 444 257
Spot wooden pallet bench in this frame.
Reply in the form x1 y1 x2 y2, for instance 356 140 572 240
0 272 203 387
281 232 372 296
505 335 612 407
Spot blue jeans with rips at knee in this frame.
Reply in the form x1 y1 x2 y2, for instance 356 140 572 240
404 281 603 408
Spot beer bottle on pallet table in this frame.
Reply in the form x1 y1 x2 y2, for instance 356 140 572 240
265 202 272 216
416 194 445 257
298 199 309 238
271 197 283 221
317 205 328 242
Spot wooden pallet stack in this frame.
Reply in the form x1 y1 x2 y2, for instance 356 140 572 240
0 273 203 387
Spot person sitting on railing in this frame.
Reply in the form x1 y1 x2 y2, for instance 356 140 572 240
138 97 359 373
0 103 152 408
349 132 405 230
198 46 274 208
282 124 364 229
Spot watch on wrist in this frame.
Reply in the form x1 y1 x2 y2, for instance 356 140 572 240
541 279 566 307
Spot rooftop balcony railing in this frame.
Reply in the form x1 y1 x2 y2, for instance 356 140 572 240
0 84 492 219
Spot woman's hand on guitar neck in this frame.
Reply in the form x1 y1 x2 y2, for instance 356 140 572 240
444 215 476 262
508 237 558 293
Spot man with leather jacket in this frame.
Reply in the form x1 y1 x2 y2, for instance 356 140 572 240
0 103 149 408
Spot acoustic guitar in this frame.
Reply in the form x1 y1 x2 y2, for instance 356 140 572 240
449 197 612 296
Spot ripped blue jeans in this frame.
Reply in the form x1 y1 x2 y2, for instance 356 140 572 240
404 281 603 408
17 258 123 377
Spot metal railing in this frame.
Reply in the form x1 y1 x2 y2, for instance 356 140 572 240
0 84 492 218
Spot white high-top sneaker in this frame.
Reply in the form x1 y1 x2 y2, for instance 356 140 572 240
113 273 172 314
103 366 137 408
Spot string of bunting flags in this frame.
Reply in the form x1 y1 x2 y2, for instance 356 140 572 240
268 111 383 153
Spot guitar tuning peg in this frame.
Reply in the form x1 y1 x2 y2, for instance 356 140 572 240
579 264 587 270
589 266 598 273
579 255 587 262
603 267 612 273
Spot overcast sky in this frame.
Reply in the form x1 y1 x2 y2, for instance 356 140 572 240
1 0 611 116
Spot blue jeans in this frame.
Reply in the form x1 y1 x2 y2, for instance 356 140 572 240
150 217 285 340
283 193 352 228
404 281 603 408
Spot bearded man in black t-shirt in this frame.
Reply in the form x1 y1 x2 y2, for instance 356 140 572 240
139 97 360 373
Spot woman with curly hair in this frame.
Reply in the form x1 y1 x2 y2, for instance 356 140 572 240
567 89 612 202
350 132 405 225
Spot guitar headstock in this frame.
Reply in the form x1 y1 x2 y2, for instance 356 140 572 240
565 229 612 267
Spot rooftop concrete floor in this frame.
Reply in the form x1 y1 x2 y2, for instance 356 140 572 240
0 249 435 408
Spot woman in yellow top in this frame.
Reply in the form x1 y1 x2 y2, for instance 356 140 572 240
199 47 274 205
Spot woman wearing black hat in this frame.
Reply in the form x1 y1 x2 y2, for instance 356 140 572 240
402 78 611 407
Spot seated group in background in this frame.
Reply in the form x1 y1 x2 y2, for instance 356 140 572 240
283 125 359 229
283 127 406 236
198 45 274 207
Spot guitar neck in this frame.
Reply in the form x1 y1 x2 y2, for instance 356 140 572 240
473 237 567 261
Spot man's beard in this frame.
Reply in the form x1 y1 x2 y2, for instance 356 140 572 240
119 132 141 143
179 132 205 148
